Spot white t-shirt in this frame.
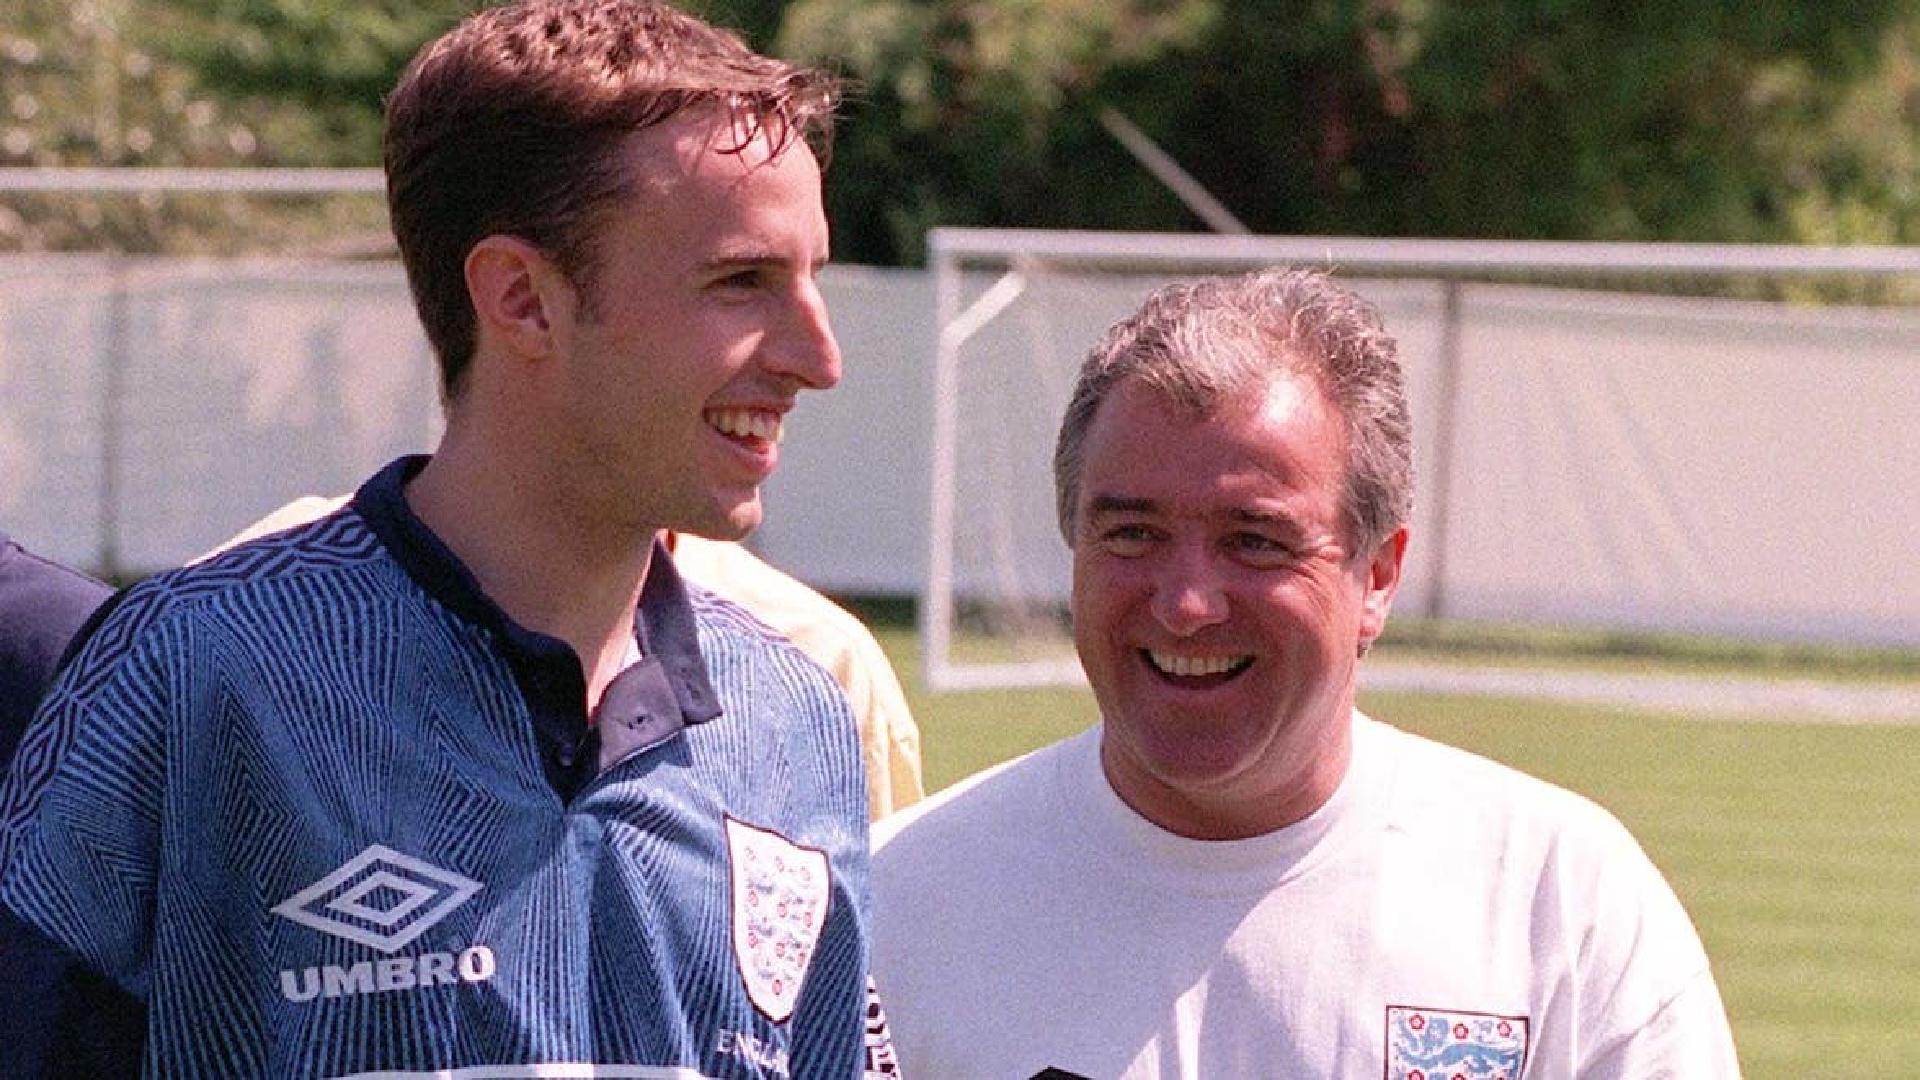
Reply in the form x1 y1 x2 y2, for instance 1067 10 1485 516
871 713 1738 1079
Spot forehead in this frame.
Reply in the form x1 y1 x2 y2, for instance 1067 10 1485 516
1077 374 1347 516
624 106 822 199
594 109 827 252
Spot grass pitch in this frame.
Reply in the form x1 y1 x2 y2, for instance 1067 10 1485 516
867 622 1920 1079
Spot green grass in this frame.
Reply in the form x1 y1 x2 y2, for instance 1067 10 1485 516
1374 618 1920 685
863 618 1920 1079
1362 694 1920 1079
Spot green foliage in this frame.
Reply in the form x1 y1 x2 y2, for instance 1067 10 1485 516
5 0 1918 261
2 0 247 170
781 0 1220 262
0 0 410 251
149 0 472 165
784 0 1920 263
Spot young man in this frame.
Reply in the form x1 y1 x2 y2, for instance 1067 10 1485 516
0 2 885 1075
870 269 1740 1077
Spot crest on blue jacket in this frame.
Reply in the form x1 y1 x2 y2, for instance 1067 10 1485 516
1385 1006 1528 1080
728 816 830 1023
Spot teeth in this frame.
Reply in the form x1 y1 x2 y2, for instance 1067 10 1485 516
708 409 783 443
1147 652 1250 678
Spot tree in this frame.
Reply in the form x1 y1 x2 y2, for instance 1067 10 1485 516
9 0 1915 261
0 0 409 251
0 0 795 251
146 0 473 166
781 0 1920 264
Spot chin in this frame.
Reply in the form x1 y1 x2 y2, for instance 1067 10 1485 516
1148 746 1262 790
678 499 762 543
1113 721 1257 785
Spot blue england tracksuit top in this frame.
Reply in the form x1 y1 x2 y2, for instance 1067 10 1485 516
0 457 873 1078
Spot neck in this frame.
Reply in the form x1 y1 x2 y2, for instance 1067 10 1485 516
1101 697 1356 841
408 419 654 710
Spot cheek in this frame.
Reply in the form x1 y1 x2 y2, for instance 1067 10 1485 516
1265 579 1369 657
1070 557 1145 624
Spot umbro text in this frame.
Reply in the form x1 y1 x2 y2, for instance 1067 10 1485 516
279 945 496 1003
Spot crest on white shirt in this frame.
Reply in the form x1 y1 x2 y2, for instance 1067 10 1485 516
728 816 831 1022
1385 1005 1528 1080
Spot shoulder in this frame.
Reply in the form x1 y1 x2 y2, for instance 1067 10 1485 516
1363 715 1660 892
1363 722 1729 1046
672 536 879 668
0 535 111 662
61 507 389 677
1371 716 1624 830
686 580 827 672
0 535 114 738
686 582 856 731
873 731 1082 874
0 534 110 624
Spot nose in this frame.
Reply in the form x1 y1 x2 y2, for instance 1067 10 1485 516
1149 549 1229 637
766 277 842 391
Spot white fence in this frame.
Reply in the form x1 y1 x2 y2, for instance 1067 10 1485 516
0 253 935 586
0 239 1915 655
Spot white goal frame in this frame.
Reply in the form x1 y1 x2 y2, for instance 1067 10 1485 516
922 227 1920 692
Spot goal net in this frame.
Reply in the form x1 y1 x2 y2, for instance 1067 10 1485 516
921 227 1920 691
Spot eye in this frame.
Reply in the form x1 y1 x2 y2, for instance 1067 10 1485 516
1229 532 1295 563
713 268 766 290
1096 523 1159 557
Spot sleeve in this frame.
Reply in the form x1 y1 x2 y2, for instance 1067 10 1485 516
0 601 175 999
0 908 147 1077
1583 970 1741 1079
835 626 925 821
0 597 176 1076
0 581 156 1076
1571 816 1741 1078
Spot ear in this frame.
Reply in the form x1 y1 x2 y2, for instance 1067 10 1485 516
464 235 576 363
1356 526 1409 653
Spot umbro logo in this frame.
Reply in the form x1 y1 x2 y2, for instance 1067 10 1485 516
273 844 494 1004
272 844 481 952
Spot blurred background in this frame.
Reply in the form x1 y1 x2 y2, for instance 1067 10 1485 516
2 3 1918 1074
4 1 1919 253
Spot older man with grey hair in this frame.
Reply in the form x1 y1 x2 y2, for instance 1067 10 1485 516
870 267 1738 1078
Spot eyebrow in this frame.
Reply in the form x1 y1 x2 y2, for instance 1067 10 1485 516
1086 495 1306 533
699 252 780 272
1085 494 1157 520
1228 506 1301 529
697 248 830 275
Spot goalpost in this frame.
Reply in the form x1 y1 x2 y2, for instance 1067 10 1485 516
921 227 1920 692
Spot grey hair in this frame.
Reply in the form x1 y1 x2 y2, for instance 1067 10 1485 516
1052 267 1413 559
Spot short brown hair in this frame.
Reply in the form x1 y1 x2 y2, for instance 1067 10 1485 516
384 0 840 398
1053 268 1413 558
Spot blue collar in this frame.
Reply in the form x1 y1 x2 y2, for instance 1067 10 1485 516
350 456 721 797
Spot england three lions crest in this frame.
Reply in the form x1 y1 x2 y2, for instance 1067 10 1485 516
727 817 831 1022
1386 1005 1528 1080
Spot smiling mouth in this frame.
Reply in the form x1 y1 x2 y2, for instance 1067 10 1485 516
706 409 784 444
1143 650 1254 683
